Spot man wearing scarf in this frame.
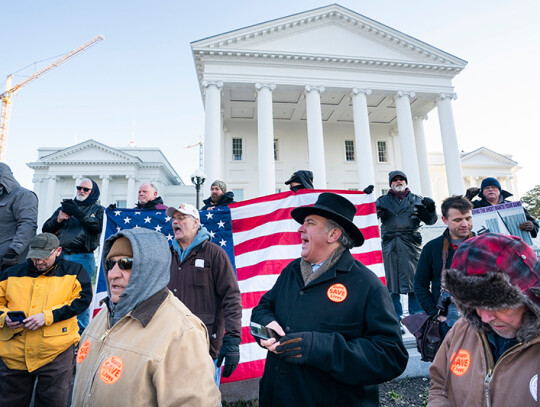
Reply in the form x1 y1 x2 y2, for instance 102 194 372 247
376 170 437 330
43 177 103 332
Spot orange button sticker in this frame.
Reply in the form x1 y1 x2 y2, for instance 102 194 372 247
100 356 124 384
76 339 91 364
327 283 347 303
449 349 471 376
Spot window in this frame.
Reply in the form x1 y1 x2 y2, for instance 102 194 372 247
345 140 355 162
232 138 243 161
115 200 127 208
275 188 281 193
377 141 388 163
274 138 279 161
232 189 244 201
381 189 389 195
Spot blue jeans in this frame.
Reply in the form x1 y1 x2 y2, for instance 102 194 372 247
213 359 223 406
62 252 95 333
391 292 422 320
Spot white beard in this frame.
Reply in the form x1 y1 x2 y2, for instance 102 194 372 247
392 184 406 192
75 194 89 202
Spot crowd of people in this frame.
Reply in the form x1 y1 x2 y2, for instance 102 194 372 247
0 162 539 406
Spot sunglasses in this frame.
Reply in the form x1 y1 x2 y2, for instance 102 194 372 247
392 176 406 182
105 258 134 271
76 186 92 192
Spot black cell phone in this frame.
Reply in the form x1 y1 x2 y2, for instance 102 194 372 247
250 322 282 341
7 311 26 323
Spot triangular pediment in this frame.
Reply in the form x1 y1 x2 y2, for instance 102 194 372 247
192 4 466 68
461 147 518 168
35 139 141 164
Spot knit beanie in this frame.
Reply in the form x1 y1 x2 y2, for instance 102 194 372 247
106 237 133 259
211 180 227 193
388 170 407 187
480 177 501 192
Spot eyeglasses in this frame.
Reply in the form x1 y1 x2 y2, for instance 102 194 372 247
76 186 92 192
105 258 134 271
392 176 406 182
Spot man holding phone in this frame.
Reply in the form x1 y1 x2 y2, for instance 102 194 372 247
251 193 408 406
0 233 92 406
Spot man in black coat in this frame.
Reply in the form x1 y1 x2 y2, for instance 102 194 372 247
375 171 437 326
284 170 314 192
201 180 235 210
414 195 473 334
251 193 408 407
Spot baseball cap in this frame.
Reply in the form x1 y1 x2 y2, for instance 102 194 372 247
27 233 60 259
166 203 200 220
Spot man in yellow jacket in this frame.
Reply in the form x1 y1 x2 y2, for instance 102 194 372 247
0 232 92 407
71 228 220 407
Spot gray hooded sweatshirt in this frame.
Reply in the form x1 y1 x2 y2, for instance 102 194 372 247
0 163 38 262
102 228 171 326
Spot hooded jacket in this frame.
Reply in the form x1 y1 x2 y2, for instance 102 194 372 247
0 163 38 262
428 234 540 406
71 228 220 406
42 179 104 253
201 191 236 210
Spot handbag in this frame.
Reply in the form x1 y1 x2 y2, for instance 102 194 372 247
401 313 442 362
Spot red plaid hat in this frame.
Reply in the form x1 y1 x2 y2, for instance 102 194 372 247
445 233 540 310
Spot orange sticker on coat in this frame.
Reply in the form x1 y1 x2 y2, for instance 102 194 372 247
450 349 471 376
76 340 91 364
100 356 124 384
327 283 347 303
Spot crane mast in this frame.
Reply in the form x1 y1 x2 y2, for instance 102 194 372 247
0 35 104 162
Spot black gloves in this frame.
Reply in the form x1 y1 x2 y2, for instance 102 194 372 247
1 248 18 270
275 332 313 364
107 203 117 211
421 197 436 213
217 335 241 378
363 185 374 194
465 187 480 201
61 199 85 219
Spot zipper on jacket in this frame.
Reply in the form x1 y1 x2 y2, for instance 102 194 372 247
484 369 492 407
98 328 111 342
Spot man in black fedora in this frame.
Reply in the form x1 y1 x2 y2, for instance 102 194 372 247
251 192 407 407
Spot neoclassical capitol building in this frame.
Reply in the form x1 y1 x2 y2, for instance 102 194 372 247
28 4 522 225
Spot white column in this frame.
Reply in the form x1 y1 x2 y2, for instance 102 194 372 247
413 114 433 197
305 85 327 189
46 176 57 220
394 91 422 193
437 93 464 195
351 88 375 188
100 175 110 206
202 80 223 193
256 83 276 196
33 177 46 228
126 176 136 207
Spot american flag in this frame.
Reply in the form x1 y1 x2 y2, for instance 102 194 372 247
93 189 383 383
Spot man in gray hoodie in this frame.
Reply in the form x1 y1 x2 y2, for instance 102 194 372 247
0 163 38 270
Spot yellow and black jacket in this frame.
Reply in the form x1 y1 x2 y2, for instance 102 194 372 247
0 258 92 371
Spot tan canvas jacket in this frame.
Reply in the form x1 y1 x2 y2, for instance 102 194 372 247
429 318 540 407
71 289 221 407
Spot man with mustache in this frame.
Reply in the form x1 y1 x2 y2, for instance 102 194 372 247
376 170 437 331
428 233 540 406
201 180 236 210
166 203 242 385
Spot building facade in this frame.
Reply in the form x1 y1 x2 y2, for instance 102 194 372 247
27 139 193 228
192 4 468 200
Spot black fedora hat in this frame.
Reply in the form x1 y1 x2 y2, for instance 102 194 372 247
290 193 364 247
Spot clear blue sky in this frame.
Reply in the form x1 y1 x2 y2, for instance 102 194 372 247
2 0 539 194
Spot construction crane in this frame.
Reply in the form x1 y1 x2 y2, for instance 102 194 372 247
0 35 104 162
185 139 204 170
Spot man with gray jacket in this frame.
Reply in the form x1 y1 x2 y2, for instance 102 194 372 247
0 163 38 270
71 228 220 406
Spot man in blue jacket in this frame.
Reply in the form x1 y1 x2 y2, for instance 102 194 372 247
251 193 408 406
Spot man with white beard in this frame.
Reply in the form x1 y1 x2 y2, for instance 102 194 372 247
375 171 437 332
43 178 103 332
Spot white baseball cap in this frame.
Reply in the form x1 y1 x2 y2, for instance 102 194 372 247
166 203 200 220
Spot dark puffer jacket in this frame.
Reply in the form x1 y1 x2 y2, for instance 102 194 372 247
201 191 236 210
